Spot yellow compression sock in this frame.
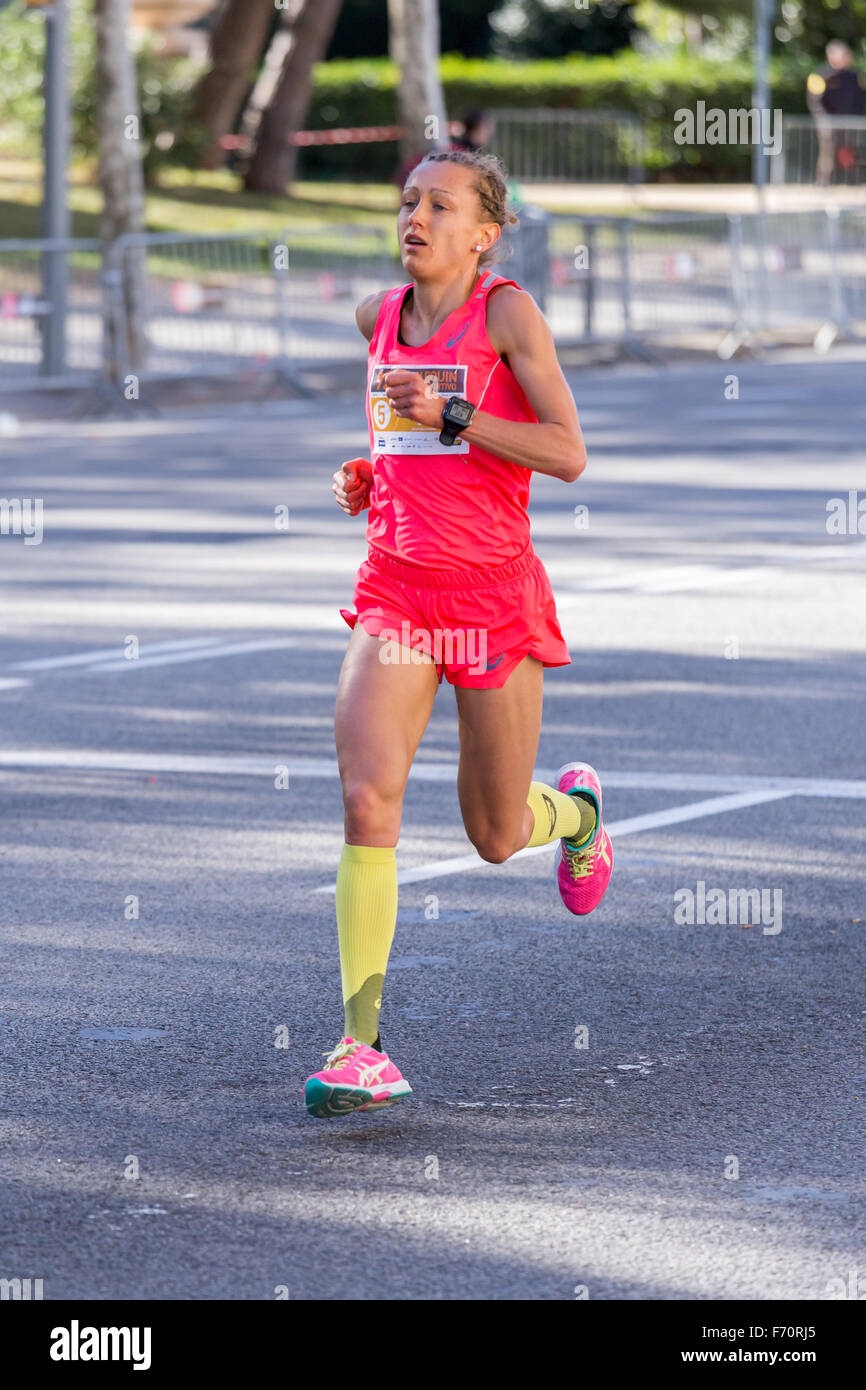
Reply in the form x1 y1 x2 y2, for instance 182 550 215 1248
525 781 596 849
335 844 398 1046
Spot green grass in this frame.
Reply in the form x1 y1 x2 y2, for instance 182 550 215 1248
0 159 401 244
0 157 712 282
0 157 656 243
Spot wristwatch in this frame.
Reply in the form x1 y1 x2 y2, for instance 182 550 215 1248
439 395 476 446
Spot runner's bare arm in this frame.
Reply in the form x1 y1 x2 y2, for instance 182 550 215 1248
337 294 384 513
355 289 390 342
464 286 586 482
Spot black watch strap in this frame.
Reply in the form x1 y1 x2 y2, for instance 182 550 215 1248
439 396 475 446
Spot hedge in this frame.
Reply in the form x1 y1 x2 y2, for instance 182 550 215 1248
302 51 816 183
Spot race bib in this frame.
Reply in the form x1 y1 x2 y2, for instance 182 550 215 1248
369 363 469 455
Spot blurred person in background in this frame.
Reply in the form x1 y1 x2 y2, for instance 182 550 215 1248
450 110 524 208
451 109 495 153
807 41 866 184
392 111 496 194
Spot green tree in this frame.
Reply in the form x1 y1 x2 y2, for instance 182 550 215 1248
775 0 866 57
490 0 640 58
641 1 866 60
0 0 94 157
328 0 500 57
642 0 750 16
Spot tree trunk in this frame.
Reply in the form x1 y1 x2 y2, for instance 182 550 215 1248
192 0 282 170
237 23 294 152
94 0 146 375
388 0 447 164
244 0 344 195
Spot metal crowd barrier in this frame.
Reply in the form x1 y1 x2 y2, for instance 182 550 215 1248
835 207 866 330
0 237 102 386
529 212 737 348
486 109 866 190
772 115 866 187
488 108 645 185
507 206 866 355
103 225 393 385
1 208 864 389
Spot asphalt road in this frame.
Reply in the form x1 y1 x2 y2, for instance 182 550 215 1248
1 351 865 1301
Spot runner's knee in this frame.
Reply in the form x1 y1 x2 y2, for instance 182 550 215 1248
342 779 403 841
465 820 522 864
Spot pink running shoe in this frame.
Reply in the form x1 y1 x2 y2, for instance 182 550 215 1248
553 762 613 915
305 1037 412 1119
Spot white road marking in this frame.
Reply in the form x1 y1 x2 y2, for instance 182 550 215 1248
633 567 767 595
11 637 222 671
579 769 866 798
0 750 334 776
577 788 794 839
1 751 865 800
0 740 824 888
551 542 866 599
313 788 795 893
0 678 31 691
85 638 300 672
556 566 769 598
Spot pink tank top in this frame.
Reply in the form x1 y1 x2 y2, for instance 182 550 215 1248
364 271 537 569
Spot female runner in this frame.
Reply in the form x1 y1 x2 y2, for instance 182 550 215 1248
305 150 613 1118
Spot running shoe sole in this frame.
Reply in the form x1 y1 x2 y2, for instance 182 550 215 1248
305 1077 412 1119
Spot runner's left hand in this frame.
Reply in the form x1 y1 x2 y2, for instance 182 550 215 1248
384 370 446 430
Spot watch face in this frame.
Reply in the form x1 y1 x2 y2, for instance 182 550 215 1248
449 400 474 423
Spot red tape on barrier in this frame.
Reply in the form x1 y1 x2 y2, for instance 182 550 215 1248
219 122 462 154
